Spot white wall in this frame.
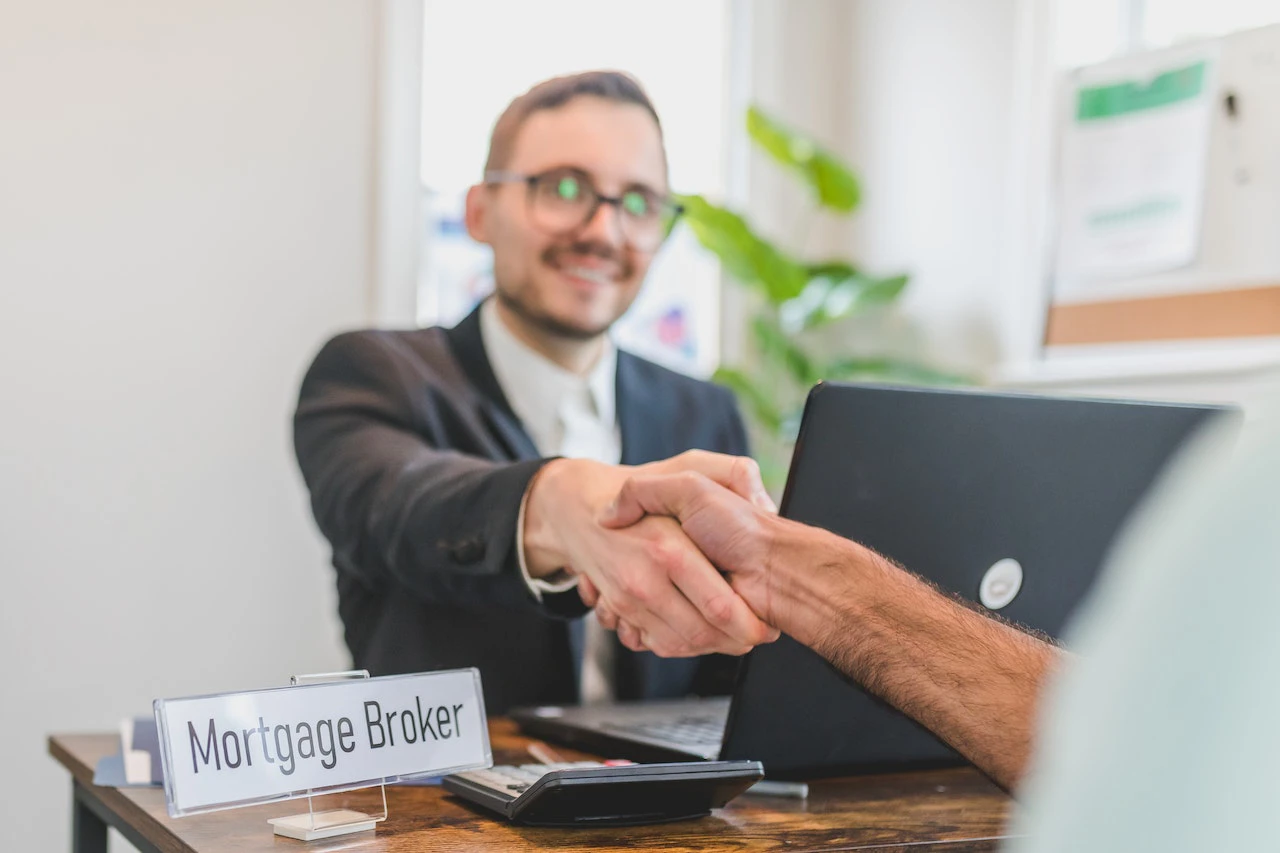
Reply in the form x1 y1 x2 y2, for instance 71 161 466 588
743 0 1017 375
839 0 1018 373
0 2 380 849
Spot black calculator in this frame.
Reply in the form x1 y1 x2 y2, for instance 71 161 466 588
442 760 764 826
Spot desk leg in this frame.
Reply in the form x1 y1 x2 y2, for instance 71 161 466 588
72 782 108 853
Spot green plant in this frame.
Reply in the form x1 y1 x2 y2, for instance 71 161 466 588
678 106 964 487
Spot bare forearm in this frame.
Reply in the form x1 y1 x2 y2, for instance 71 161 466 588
767 520 1061 791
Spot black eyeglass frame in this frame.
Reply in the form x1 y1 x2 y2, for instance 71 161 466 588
483 167 684 249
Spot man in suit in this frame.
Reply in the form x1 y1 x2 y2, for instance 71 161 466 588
293 71 776 714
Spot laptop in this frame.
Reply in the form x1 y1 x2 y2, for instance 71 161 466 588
513 383 1231 778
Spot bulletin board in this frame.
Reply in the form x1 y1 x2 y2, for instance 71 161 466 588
1045 24 1280 347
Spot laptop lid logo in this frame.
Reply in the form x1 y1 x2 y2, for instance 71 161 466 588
979 558 1023 610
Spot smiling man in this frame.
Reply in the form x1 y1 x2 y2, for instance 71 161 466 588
293 72 776 714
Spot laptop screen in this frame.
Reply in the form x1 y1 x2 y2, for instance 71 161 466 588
719 383 1228 778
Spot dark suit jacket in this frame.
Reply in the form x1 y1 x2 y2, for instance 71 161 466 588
293 303 750 713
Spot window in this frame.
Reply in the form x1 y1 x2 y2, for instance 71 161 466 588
1052 0 1127 68
418 0 736 377
1052 0 1280 68
1141 0 1280 49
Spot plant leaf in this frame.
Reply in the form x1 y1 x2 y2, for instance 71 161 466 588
678 194 808 302
791 264 910 331
806 262 908 304
747 106 861 213
804 261 859 281
713 366 784 435
751 314 818 387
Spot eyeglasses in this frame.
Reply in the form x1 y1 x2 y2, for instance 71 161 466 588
484 167 683 252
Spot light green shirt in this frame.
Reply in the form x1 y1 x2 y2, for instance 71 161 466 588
1009 402 1280 852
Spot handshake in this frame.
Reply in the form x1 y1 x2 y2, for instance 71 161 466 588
522 451 1060 794
522 451 797 658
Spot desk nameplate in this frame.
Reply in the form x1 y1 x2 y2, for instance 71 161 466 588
153 669 490 816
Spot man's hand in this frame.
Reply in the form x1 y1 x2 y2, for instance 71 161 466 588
522 451 781 657
585 471 795 651
591 470 1063 793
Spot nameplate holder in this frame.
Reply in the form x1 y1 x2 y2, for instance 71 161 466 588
153 669 490 840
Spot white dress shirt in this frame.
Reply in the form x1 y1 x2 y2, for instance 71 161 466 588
479 298 621 704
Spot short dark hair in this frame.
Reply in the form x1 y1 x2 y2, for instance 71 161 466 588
483 71 664 174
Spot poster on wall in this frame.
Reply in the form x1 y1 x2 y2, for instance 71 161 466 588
1054 46 1218 298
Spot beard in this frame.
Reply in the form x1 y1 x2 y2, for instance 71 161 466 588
494 238 638 340
494 288 609 341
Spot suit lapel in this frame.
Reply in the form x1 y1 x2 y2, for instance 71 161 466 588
444 304 540 461
617 351 670 466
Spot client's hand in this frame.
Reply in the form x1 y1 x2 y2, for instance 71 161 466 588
586 470 793 653
522 451 781 658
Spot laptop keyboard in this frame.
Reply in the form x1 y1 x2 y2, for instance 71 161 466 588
601 715 725 748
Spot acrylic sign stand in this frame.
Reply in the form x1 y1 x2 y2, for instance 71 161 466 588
266 670 389 841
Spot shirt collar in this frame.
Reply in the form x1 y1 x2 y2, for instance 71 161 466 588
479 298 617 446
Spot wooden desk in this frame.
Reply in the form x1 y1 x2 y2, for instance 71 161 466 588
50 720 1014 852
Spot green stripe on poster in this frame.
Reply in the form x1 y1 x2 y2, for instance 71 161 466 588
1076 61 1208 121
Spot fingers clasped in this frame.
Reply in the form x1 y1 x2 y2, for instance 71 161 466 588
584 452 781 657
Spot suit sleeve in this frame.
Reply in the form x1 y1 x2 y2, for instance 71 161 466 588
292 331 582 617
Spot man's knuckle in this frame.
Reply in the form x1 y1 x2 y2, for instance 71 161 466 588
702 594 737 628
677 471 703 489
688 627 718 650
666 553 697 585
623 578 655 606
645 539 682 574
611 594 640 619
661 638 693 657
